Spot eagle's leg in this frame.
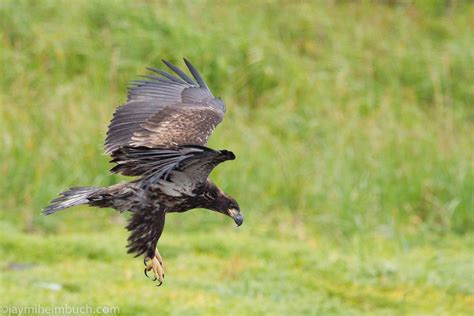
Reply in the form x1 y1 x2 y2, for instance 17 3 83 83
144 248 165 286
154 247 164 268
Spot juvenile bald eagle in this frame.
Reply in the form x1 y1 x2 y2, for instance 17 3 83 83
44 59 242 286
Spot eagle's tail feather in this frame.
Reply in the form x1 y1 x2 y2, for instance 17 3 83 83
43 186 100 215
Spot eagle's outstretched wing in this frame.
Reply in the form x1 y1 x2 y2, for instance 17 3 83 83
104 59 226 154
111 145 235 190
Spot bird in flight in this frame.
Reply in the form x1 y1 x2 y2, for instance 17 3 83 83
43 59 243 286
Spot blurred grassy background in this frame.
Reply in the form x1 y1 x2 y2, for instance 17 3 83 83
0 0 473 315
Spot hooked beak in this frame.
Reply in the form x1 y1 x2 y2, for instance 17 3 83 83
228 208 243 227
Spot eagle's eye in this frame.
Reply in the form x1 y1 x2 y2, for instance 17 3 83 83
228 200 239 211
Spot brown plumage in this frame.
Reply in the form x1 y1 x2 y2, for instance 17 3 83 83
43 59 242 286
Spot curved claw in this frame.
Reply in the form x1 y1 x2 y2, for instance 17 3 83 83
143 268 158 282
143 253 165 285
144 268 158 281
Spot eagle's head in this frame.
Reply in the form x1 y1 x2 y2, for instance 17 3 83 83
205 182 243 226
220 195 243 227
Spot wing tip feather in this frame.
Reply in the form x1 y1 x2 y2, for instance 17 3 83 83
162 59 195 85
183 58 207 88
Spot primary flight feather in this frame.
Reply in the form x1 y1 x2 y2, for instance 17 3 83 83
44 59 242 286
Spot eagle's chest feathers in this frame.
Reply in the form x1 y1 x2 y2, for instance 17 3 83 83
145 170 213 213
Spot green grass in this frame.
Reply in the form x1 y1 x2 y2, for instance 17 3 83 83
1 0 473 315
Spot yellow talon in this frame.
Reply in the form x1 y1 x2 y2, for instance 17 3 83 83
144 249 165 285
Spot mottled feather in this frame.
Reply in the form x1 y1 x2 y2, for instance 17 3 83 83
104 59 225 154
126 201 166 257
129 104 223 148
